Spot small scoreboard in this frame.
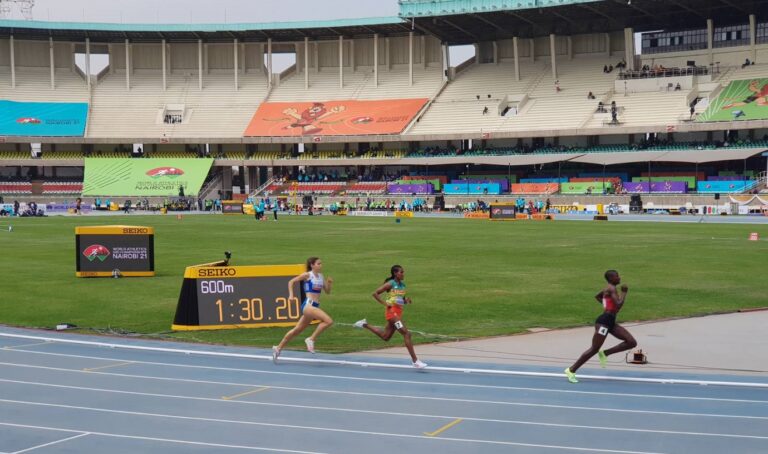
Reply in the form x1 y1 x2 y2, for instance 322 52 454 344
75 225 154 277
172 263 307 331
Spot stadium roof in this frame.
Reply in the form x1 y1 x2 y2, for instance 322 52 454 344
403 0 768 44
2 0 768 44
0 17 411 43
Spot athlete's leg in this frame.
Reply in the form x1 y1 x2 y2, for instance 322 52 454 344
303 306 334 342
394 318 418 362
603 324 637 356
568 325 609 373
276 315 313 351
364 320 396 342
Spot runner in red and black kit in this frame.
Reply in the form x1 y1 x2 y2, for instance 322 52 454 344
565 270 638 383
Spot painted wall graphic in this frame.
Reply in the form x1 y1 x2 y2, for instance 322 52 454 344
0 100 88 136
82 159 213 196
697 79 768 122
243 99 428 137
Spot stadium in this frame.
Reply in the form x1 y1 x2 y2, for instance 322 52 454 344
1 1 768 453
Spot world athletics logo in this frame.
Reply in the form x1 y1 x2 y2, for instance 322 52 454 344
83 244 110 262
146 167 185 179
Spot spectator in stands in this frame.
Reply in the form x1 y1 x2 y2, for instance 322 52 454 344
690 105 696 119
482 106 489 115
555 80 561 92
675 83 682 91
603 65 608 73
13 200 19 216
608 65 613 73
476 95 481 100
587 91 596 100
597 101 606 113
743 58 752 69
75 197 82 215
611 107 618 124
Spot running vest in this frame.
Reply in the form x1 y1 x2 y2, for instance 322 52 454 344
304 272 324 294
387 279 407 305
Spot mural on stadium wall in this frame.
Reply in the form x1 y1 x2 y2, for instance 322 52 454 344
697 78 768 122
0 100 89 136
243 99 428 137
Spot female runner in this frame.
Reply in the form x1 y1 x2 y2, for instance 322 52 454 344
273 257 333 362
354 265 427 369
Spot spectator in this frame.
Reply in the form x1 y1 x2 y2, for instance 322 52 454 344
742 58 751 69
675 82 682 91
690 105 696 119
603 65 608 73
588 91 596 100
555 80 561 92
482 106 489 115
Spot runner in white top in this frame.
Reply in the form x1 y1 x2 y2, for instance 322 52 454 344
273 257 333 362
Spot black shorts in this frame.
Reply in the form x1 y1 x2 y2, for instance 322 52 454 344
595 312 617 333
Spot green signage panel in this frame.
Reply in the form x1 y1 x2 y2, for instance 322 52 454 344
82 158 213 197
697 78 768 122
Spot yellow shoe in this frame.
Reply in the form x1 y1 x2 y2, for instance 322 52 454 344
564 368 579 383
598 350 607 368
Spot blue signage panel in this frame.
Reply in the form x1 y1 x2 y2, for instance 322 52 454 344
0 100 88 137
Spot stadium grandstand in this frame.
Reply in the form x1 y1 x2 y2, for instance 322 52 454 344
1 0 768 215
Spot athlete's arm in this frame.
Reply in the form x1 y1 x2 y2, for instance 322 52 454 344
608 284 627 307
324 277 333 295
288 272 309 300
372 282 393 306
595 290 604 303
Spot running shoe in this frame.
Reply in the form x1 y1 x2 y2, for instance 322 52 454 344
305 338 315 353
413 359 428 369
353 318 367 329
564 367 578 383
272 346 280 364
598 350 607 368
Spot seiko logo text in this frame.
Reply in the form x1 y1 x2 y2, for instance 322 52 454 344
123 228 149 234
197 268 236 277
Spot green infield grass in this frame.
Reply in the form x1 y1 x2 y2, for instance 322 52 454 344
1 215 766 354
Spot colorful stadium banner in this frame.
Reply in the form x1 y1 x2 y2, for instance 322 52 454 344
697 79 768 122
509 183 559 194
443 183 501 195
0 100 88 136
696 181 755 193
560 182 614 194
243 99 428 137
632 176 696 189
387 184 434 194
624 182 688 193
82 158 214 197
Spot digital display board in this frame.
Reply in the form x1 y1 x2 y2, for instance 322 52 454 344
222 201 244 215
75 225 154 277
172 264 307 330
489 204 518 221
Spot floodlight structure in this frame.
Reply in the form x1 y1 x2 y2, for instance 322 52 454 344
0 0 35 20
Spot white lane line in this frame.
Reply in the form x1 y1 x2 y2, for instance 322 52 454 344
0 378 768 422
1 332 767 388
0 422 326 454
12 433 89 454
3 363 768 422
0 400 667 454
2 348 767 405
3 342 52 350
1 378 767 438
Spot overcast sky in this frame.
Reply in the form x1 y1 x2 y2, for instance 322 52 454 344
4 0 399 23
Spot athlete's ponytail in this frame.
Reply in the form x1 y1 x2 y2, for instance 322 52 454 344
306 257 320 272
384 265 403 283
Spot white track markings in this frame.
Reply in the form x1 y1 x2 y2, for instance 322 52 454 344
0 400 667 454
2 347 767 404
12 433 89 454
2 362 767 422
1 378 767 440
1 331 767 388
0 422 326 453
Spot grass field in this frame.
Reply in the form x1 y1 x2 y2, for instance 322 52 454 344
1 214 766 354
